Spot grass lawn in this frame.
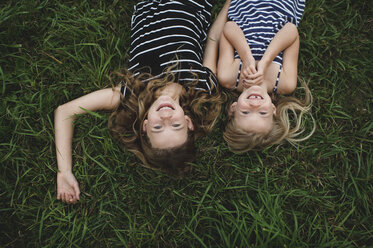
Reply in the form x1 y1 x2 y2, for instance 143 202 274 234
1 0 372 247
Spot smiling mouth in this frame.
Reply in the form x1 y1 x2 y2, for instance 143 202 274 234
157 103 174 111
247 94 263 100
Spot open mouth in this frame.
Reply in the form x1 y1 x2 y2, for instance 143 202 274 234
247 94 263 100
157 103 174 111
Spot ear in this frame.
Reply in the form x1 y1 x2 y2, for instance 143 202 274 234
142 119 148 132
185 115 194 131
229 102 237 117
272 104 277 116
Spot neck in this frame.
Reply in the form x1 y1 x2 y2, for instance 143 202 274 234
159 83 183 102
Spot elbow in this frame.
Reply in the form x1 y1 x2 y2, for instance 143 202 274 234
220 81 236 90
54 105 62 117
55 104 65 116
284 22 299 39
217 74 236 90
217 66 236 90
281 78 297 94
54 103 71 119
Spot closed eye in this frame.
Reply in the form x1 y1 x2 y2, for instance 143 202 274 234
172 123 181 127
259 112 267 115
242 111 249 115
154 125 162 130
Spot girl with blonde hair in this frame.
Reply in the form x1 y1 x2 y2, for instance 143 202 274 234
55 0 230 204
217 0 314 153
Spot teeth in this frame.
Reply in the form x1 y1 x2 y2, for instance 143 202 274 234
160 106 173 110
249 95 262 99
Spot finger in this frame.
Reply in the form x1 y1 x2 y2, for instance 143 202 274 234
74 185 81 201
245 67 253 75
249 65 257 74
247 72 262 79
252 75 263 84
243 80 253 88
70 196 77 204
68 195 75 204
242 69 249 78
244 82 254 88
64 193 70 204
245 78 257 85
67 193 75 204
247 72 259 79
57 192 61 200
64 192 72 204
61 193 66 203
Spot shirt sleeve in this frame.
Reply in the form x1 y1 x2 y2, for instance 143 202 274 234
193 66 218 95
120 81 133 100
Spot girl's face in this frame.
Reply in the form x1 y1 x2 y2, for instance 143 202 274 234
230 86 276 134
143 95 194 149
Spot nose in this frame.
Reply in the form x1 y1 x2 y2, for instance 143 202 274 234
248 100 261 107
159 110 172 119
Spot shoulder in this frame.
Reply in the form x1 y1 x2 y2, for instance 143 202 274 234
198 66 219 95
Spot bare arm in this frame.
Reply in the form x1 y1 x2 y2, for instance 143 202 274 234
260 23 299 66
221 21 255 67
276 33 299 94
218 21 258 89
55 86 122 203
202 0 230 74
217 26 241 89
253 23 299 92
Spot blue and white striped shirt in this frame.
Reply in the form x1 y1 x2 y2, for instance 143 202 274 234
228 0 306 65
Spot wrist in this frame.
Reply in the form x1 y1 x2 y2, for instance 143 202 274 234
259 57 271 66
57 169 72 174
241 53 255 64
207 35 218 42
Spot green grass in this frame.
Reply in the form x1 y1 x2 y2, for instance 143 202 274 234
1 0 372 247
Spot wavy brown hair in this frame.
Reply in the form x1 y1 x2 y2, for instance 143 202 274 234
108 68 222 177
223 79 315 153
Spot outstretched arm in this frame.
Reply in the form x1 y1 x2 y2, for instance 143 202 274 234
202 0 230 74
55 86 122 203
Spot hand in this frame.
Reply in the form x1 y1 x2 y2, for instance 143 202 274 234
241 56 263 88
57 171 80 204
241 56 257 80
245 59 270 86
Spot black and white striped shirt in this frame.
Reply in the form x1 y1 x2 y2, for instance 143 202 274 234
128 0 217 94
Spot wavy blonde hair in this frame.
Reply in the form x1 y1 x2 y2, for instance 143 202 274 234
108 67 222 177
223 79 315 153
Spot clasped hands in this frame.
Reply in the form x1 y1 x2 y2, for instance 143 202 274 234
241 57 268 88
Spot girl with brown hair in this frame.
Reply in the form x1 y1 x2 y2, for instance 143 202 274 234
55 0 230 204
217 0 315 153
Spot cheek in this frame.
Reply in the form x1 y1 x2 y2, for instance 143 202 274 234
174 108 186 119
142 121 147 132
235 118 247 130
146 111 158 122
